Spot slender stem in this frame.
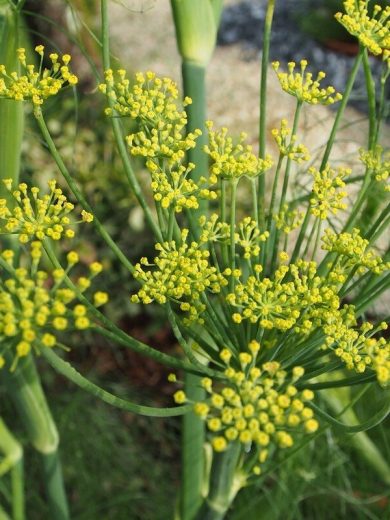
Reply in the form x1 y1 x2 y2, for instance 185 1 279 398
42 451 69 520
42 349 192 417
43 241 197 372
270 101 302 270
35 112 135 274
362 49 377 150
290 207 311 264
11 460 24 520
229 180 237 292
258 0 276 225
100 0 161 241
320 49 363 171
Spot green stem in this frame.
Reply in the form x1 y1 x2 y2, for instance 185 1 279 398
182 60 208 218
195 443 244 520
320 49 363 171
100 0 162 242
42 348 191 417
42 451 69 520
229 180 237 292
35 112 135 274
0 417 24 520
258 0 276 225
362 49 377 150
11 460 24 520
1 355 69 518
180 372 205 520
43 241 196 372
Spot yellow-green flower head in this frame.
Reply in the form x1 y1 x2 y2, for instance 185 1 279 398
273 204 304 234
0 246 107 371
235 217 269 259
148 161 216 212
227 259 339 334
309 165 351 220
324 317 389 386
131 229 228 323
272 60 342 105
0 179 92 243
192 348 317 459
101 70 199 165
204 121 273 182
360 145 390 192
271 119 310 163
322 228 389 274
335 1 390 56
0 46 78 112
199 214 230 244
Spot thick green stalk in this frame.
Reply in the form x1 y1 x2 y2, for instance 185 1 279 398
323 387 390 485
171 4 224 516
41 452 69 520
195 443 244 520
182 60 208 217
0 417 24 520
0 1 23 194
1 355 69 519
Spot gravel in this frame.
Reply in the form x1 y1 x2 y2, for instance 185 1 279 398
218 0 389 114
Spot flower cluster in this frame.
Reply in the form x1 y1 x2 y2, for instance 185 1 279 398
204 121 273 182
199 214 230 244
271 119 310 163
188 345 317 472
0 46 77 111
272 60 342 105
131 230 228 323
309 165 350 220
101 70 199 165
335 1 390 56
324 317 389 386
0 245 107 370
273 204 305 234
360 146 390 192
322 228 389 274
235 217 269 259
0 179 93 243
227 260 339 333
147 160 216 212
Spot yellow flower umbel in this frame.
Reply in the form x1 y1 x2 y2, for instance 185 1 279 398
271 119 310 163
235 217 269 259
335 1 390 56
147 160 216 212
204 121 273 183
0 46 78 113
360 145 390 192
272 60 342 105
0 245 107 370
192 346 318 469
101 70 200 165
322 228 389 274
324 318 390 386
0 179 93 243
309 165 351 220
131 229 228 323
273 204 305 235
